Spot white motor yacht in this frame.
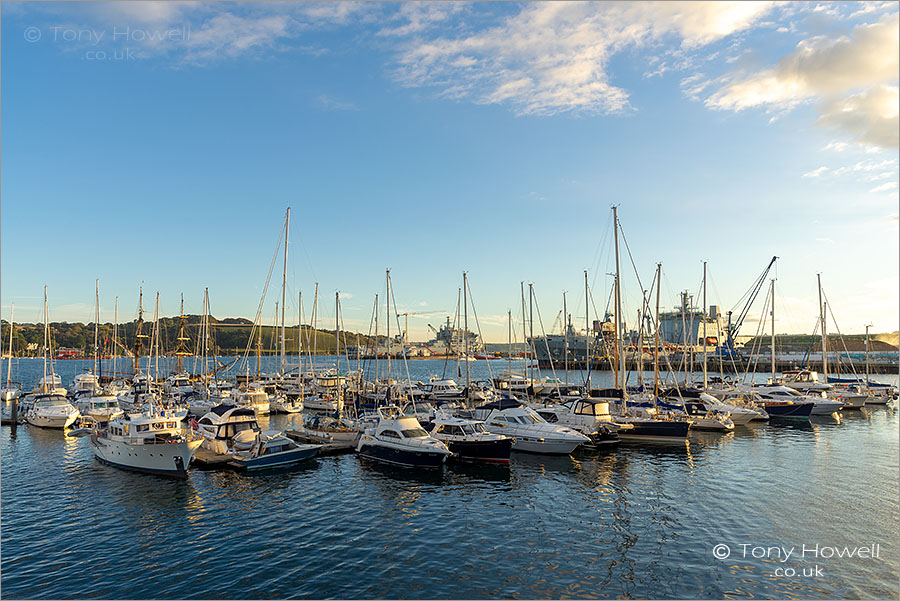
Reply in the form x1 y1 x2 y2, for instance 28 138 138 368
357 406 452 468
473 398 589 454
91 407 203 477
26 394 80 429
196 405 260 456
76 393 123 425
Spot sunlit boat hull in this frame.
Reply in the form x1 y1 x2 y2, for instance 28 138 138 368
91 434 202 477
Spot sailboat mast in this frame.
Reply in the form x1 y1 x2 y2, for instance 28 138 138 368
281 207 289 376
298 291 303 385
520 282 527 386
584 270 590 391
507 310 512 375
113 297 118 377
528 282 534 384
5 304 13 390
613 206 625 396
770 279 776 383
654 263 661 397
464 271 470 405
374 293 379 383
865 324 871 386
335 292 340 376
563 292 568 387
43 287 48 389
134 288 145 376
154 292 160 381
702 261 708 389
386 269 391 382
94 279 100 375
817 274 827 379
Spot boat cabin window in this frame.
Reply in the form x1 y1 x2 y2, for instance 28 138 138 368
401 427 428 438
539 412 558 423
470 423 488 434
379 430 401 440
575 402 593 415
136 424 150 432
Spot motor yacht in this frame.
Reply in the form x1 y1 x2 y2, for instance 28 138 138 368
473 398 589 454
91 406 202 476
357 405 452 468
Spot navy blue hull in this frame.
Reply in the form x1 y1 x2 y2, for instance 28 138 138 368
358 442 448 468
764 403 813 419
447 439 513 464
619 420 689 441
231 446 319 470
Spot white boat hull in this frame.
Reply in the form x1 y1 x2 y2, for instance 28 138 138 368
511 437 582 455
91 434 202 476
26 410 79 429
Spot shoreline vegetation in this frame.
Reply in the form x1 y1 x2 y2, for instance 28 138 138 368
0 318 896 358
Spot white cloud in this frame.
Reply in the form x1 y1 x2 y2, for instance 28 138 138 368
869 181 899 193
803 166 829 177
823 141 849 152
816 85 899 149
394 1 774 116
378 2 463 37
703 12 899 148
316 94 358 111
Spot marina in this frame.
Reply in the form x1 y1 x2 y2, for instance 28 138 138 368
4 2 899 600
1 356 898 599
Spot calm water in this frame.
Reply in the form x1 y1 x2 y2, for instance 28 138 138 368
2 357 898 599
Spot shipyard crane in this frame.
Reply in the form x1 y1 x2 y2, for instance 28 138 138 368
724 256 778 352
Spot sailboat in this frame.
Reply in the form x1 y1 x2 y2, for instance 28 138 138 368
26 287 80 429
600 208 689 442
1 304 22 401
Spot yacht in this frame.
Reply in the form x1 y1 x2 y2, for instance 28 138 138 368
26 394 80 429
534 398 622 446
662 388 761 425
427 410 514 464
422 378 467 403
747 384 844 415
72 372 101 401
296 413 361 444
229 430 320 470
591 389 690 442
76 393 123 425
91 407 203 477
232 386 271 416
473 398 590 454
196 405 260 456
357 405 453 468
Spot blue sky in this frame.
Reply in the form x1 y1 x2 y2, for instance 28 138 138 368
2 1 898 341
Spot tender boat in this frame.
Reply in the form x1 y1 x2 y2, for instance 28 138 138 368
357 405 452 468
473 398 590 454
427 411 513 464
72 372 101 401
229 430 320 470
90 407 203 477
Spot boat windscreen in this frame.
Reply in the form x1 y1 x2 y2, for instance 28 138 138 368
401 428 428 438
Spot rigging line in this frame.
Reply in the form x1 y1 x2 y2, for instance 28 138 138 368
239 216 287 372
464 278 495 382
388 276 415 403
822 288 859 378
529 286 559 386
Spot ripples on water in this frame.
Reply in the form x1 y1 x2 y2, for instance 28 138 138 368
2 359 898 599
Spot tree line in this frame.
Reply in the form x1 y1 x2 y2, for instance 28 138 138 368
0 316 382 357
